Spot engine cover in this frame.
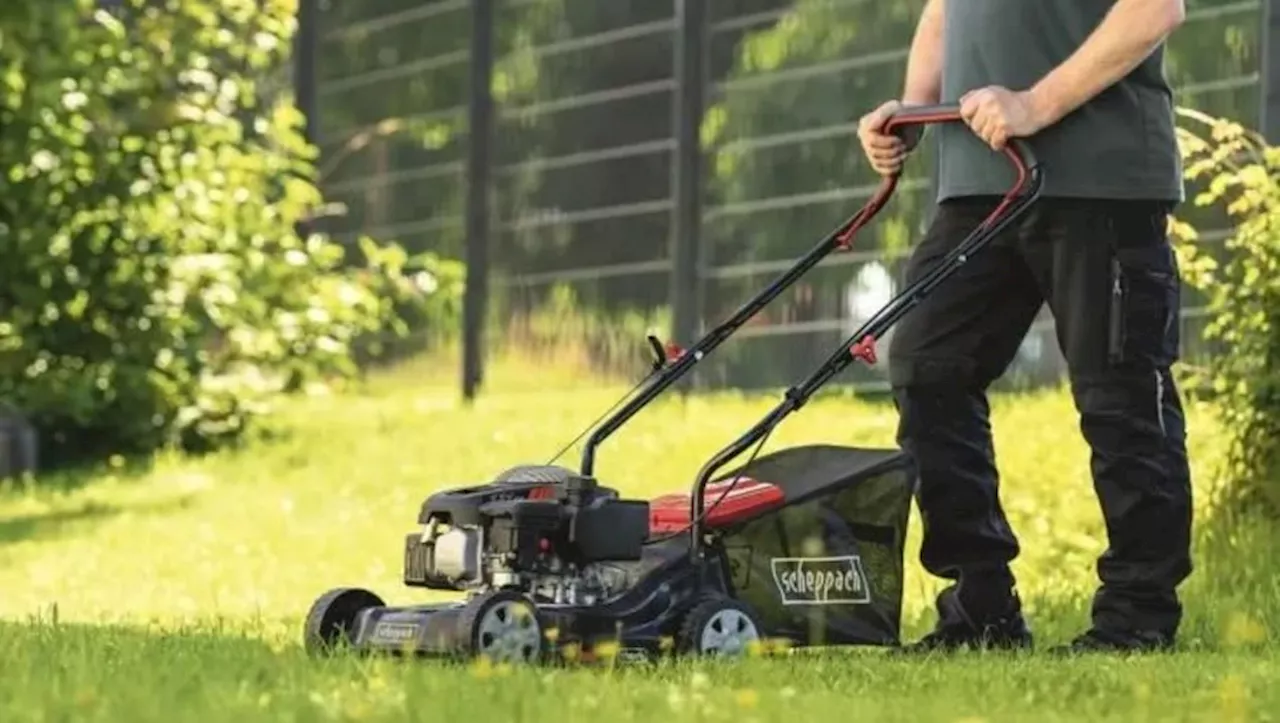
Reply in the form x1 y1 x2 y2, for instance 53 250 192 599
405 471 651 590
416 474 620 527
479 496 649 564
570 497 648 562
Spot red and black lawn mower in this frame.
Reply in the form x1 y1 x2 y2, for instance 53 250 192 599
303 104 1043 662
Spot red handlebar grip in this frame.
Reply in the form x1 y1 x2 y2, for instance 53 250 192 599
882 102 1039 173
883 103 963 130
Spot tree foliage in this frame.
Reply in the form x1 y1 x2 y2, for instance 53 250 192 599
1172 108 1280 515
703 0 929 263
0 0 444 464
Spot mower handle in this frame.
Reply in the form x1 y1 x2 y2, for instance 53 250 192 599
682 104 1045 561
882 102 1040 178
578 104 1040 482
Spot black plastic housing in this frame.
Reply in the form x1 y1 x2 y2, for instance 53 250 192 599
570 498 649 562
483 498 564 571
406 474 651 589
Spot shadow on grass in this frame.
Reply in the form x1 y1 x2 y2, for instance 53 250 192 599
4 416 301 501
2 453 159 497
0 492 200 547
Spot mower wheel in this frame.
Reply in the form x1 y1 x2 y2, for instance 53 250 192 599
457 590 546 664
493 464 574 485
303 587 385 656
677 596 763 657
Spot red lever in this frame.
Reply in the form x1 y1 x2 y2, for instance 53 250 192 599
665 341 686 362
850 335 877 365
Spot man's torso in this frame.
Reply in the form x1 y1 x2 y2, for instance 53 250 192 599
934 0 1184 202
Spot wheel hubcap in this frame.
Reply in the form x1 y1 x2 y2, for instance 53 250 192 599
476 600 542 662
699 608 760 655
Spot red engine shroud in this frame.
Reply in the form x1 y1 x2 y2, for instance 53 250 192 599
648 477 785 534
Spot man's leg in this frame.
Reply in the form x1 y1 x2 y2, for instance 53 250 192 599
1022 199 1193 652
888 197 1044 651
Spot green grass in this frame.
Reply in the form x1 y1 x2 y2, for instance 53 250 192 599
1 351 1277 723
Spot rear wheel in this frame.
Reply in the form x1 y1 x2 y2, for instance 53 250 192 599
677 596 763 657
304 587 385 656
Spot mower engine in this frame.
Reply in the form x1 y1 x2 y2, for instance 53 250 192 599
402 471 651 606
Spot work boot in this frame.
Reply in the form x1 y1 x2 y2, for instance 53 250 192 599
896 578 1033 654
1050 627 1174 655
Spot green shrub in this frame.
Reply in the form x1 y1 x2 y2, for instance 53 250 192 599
0 0 425 463
1173 107 1280 515
349 238 466 366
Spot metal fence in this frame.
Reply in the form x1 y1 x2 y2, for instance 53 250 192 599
297 0 1271 398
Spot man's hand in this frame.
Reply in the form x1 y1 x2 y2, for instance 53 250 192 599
857 100 910 177
958 86 1052 151
960 0 1186 151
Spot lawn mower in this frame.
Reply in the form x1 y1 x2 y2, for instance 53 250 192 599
303 104 1043 663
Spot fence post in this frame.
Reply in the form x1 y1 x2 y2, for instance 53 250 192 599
293 0 318 146
670 0 707 385
292 0 319 247
1263 0 1280 142
463 0 496 402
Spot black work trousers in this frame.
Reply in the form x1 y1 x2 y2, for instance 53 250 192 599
887 196 1193 637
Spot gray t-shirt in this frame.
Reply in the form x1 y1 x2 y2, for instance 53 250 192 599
934 0 1183 202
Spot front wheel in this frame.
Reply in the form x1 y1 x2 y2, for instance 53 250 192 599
303 587 385 656
457 590 546 664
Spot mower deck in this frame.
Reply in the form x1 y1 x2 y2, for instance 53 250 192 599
344 598 681 661
309 534 724 661
349 601 466 655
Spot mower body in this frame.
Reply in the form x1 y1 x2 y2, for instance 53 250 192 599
306 444 917 660
304 104 1041 663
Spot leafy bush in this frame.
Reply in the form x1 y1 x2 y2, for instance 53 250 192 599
0 0 426 463
349 238 466 365
1172 107 1280 515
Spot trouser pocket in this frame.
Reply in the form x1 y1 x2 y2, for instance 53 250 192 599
1108 257 1125 366
1106 230 1181 369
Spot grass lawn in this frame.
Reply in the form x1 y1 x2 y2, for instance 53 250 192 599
1 352 1276 722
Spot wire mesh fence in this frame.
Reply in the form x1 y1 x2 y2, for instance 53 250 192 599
305 0 1267 395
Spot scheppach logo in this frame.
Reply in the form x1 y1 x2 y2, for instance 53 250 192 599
770 555 872 605
371 621 419 643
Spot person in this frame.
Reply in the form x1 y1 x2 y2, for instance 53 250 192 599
856 0 1192 653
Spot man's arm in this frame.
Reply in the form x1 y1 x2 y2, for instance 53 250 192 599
1026 0 1185 126
902 0 946 106
962 0 1185 149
